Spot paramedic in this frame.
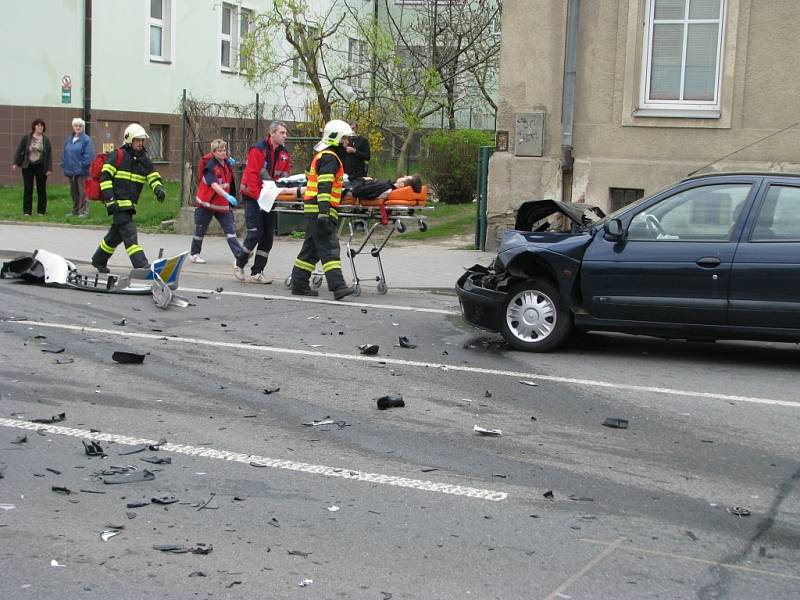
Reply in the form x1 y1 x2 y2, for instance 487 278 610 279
290 119 355 300
235 121 291 284
90 123 165 272
189 139 246 265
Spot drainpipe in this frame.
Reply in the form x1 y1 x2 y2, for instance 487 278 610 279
83 0 92 135
561 0 580 202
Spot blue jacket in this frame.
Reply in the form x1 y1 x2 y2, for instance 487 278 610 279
61 132 95 177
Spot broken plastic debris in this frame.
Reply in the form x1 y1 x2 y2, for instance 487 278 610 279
153 544 213 555
112 351 146 364
40 347 65 354
51 486 73 495
473 425 502 436
140 456 171 465
151 495 179 505
602 417 629 429
397 336 417 349
101 529 122 542
113 319 126 326
358 344 379 355
298 579 313 587
376 394 405 410
50 560 66 568
0 504 16 511
54 358 74 365
303 419 335 427
568 495 594 502
10 435 27 444
727 505 751 517
31 412 66 424
126 501 150 509
262 386 280 394
288 550 311 557
543 490 554 501
518 380 538 386
82 440 105 457
326 505 340 512
101 469 155 484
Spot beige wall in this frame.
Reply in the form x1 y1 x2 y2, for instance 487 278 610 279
488 0 800 249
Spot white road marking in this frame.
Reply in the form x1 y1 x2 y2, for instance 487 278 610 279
181 286 459 315
7 319 800 409
0 418 507 502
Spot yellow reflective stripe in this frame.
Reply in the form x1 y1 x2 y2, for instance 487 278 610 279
130 173 146 184
322 260 342 272
317 174 335 183
303 204 319 213
117 199 133 208
147 172 161 183
329 207 338 219
306 182 318 191
126 244 144 257
317 193 331 203
101 164 117 175
99 240 115 254
294 258 316 272
99 181 113 190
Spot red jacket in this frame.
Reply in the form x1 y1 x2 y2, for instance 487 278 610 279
240 136 291 200
195 158 234 212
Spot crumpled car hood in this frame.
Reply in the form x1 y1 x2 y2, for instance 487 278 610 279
514 199 605 232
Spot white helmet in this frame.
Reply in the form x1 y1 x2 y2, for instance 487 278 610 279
123 123 149 145
314 119 354 152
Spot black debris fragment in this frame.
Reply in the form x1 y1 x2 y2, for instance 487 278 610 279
288 550 311 557
54 358 75 365
215 287 224 293
51 486 73 495
360 308 368 314
102 470 155 485
397 336 417 349
685 530 699 542
126 501 150 509
262 387 280 395
118 445 148 456
153 544 213 555
79 489 106 494
602 417 629 429
226 581 242 589
380 593 393 600
568 495 594 502
10 435 27 444
140 456 171 465
376 394 405 410
83 440 106 457
151 495 179 505
40 347 65 354
358 344 379 355
196 295 209 300
112 351 147 364
420 468 438 473
113 319 127 326
543 490 554 501
485 390 492 398
31 412 66 424
45 468 61 475
188 571 206 578
727 505 751 517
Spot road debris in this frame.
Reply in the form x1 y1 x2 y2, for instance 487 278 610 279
10 435 27 444
376 394 405 410
83 440 105 457
298 579 313 586
602 417 629 429
358 344 379 355
153 544 213 555
263 386 281 394
40 347 65 354
101 469 155 484
326 505 340 512
140 456 171 465
518 380 538 386
473 425 502 437
50 560 66 567
31 412 66 424
51 486 73 495
151 496 179 505
543 490 554 501
727 505 751 517
397 336 417 349
101 529 122 542
112 351 147 364
288 550 311 557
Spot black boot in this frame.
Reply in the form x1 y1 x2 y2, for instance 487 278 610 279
333 286 355 300
92 262 110 274
292 287 319 297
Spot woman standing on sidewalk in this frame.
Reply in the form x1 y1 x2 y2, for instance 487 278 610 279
61 117 94 217
12 118 53 216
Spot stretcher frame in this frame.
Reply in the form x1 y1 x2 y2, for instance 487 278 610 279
273 186 431 296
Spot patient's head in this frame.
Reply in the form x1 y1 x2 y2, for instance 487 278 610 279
395 174 422 193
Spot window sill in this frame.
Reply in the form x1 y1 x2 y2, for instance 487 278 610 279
220 67 238 74
149 58 172 65
633 108 720 119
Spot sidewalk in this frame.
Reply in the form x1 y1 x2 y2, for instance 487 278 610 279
0 222 495 291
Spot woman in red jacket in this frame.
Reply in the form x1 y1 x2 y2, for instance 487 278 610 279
190 139 246 266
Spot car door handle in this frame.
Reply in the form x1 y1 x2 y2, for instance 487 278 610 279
696 257 721 268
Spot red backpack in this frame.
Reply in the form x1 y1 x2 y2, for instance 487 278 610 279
196 152 213 185
84 148 123 201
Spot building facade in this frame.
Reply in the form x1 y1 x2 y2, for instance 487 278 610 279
488 0 800 248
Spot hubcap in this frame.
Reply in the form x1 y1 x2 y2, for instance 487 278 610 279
506 289 556 343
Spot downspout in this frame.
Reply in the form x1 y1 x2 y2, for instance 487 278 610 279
83 0 92 135
561 0 580 202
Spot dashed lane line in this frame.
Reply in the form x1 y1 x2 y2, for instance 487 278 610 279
7 320 800 409
0 418 507 502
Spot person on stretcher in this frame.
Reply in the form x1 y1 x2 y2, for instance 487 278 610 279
281 174 422 201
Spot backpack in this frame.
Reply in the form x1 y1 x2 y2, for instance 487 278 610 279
84 148 123 201
196 152 213 185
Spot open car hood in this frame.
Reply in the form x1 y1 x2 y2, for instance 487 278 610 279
514 199 605 232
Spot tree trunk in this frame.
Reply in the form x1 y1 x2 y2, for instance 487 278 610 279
395 127 416 177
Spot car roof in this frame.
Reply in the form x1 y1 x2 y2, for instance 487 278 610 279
682 171 800 183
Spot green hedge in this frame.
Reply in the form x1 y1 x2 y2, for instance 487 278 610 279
423 129 494 204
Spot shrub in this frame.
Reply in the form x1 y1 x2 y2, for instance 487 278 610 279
422 129 494 204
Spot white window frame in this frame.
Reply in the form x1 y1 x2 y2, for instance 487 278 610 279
148 0 173 64
221 3 253 73
639 0 726 115
292 25 319 85
149 125 167 161
348 37 369 91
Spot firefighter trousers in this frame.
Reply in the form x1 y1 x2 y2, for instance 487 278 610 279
92 210 149 269
290 215 347 291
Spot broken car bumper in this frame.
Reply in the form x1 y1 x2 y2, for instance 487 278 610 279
456 266 508 333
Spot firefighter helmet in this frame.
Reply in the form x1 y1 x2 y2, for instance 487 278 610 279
123 123 149 145
314 119 354 152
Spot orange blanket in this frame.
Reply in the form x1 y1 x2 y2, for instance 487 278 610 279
276 186 429 208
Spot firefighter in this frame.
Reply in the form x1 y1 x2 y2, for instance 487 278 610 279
91 123 165 272
289 119 355 300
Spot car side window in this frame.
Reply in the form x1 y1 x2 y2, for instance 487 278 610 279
627 184 751 241
751 185 800 241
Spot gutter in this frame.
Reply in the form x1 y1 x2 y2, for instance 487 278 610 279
83 0 92 135
561 0 580 202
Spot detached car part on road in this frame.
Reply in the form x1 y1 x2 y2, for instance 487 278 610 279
457 173 800 351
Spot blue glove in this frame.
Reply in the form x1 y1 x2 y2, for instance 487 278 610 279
224 192 238 206
226 156 236 167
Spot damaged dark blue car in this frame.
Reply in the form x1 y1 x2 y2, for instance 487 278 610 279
457 172 800 351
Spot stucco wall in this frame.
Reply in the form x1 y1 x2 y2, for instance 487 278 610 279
487 0 800 249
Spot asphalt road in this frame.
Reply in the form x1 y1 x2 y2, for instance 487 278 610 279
1 270 799 599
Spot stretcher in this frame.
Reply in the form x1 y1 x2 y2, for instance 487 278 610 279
273 185 431 295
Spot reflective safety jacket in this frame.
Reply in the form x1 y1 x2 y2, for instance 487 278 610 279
195 158 234 211
304 148 344 219
100 145 163 213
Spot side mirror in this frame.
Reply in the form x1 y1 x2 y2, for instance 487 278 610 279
603 219 624 242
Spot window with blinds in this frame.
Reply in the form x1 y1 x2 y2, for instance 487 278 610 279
641 0 724 111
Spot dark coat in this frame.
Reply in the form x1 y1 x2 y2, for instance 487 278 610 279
344 135 370 179
14 134 53 171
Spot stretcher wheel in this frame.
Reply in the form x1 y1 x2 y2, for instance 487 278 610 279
284 276 292 288
395 219 406 233
418 219 428 232
353 284 362 297
377 281 388 295
311 275 323 288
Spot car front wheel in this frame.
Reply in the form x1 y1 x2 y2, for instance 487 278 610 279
500 280 572 352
